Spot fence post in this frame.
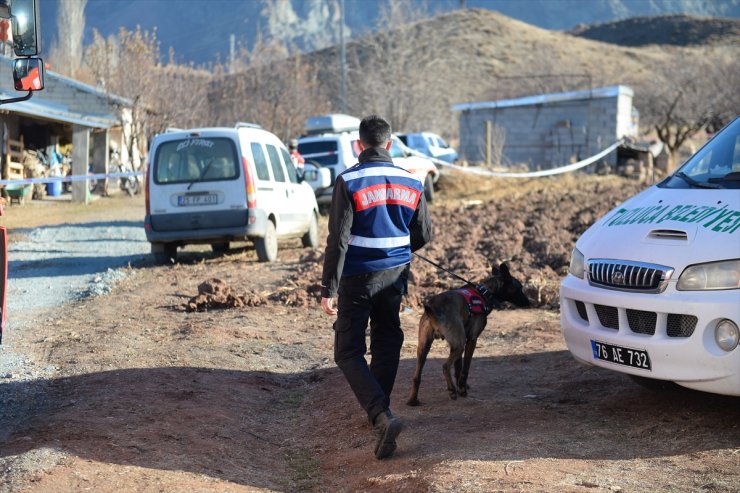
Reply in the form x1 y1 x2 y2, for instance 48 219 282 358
72 125 90 204
485 120 492 167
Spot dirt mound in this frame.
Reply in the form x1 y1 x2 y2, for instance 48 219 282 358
184 278 267 312
405 174 645 308
184 175 645 311
269 174 646 310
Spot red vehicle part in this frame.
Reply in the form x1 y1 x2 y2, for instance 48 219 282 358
0 200 6 343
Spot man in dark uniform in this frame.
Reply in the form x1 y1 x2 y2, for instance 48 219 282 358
320 115 432 460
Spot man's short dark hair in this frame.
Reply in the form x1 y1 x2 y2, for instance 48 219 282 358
359 115 392 148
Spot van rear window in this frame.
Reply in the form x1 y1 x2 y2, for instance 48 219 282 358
154 138 239 184
298 141 339 166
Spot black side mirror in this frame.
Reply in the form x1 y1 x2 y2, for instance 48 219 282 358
13 57 44 91
10 0 40 56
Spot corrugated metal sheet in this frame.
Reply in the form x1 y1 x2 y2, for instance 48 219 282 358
452 85 633 112
0 55 129 128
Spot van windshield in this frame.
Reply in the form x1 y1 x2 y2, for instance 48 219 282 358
297 140 339 166
661 117 740 190
154 137 239 184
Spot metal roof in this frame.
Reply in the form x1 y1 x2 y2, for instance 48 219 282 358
451 85 634 112
0 55 130 128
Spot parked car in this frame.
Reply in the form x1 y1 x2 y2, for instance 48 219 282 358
297 115 439 209
397 131 458 163
560 116 740 396
145 123 329 263
389 135 440 201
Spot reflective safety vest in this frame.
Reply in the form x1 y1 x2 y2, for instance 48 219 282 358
340 162 424 277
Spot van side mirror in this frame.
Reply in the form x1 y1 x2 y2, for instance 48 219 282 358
301 163 331 191
10 0 40 56
13 56 44 91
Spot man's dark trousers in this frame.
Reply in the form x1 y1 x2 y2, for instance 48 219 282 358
333 264 409 423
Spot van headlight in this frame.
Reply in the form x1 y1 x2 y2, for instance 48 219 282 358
676 259 740 291
715 319 739 352
569 247 585 279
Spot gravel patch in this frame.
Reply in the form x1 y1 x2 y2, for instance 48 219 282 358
1 220 150 444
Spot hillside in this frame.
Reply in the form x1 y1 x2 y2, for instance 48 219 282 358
570 14 740 46
296 8 738 136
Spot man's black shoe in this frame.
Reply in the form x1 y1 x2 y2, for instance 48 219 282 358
373 410 402 459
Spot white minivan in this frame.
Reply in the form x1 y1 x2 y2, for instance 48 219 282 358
560 116 740 396
297 114 439 208
145 123 329 263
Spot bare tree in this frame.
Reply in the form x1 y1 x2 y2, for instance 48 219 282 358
84 27 212 167
209 39 331 141
636 50 740 168
344 0 460 134
49 0 88 77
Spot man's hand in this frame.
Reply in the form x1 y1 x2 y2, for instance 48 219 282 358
321 297 337 316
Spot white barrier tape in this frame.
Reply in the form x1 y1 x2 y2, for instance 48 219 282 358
0 171 144 187
412 139 623 178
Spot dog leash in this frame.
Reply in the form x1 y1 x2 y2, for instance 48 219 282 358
412 252 475 285
412 252 499 315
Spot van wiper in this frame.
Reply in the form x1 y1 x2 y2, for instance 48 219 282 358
187 159 213 190
708 171 740 184
674 171 719 189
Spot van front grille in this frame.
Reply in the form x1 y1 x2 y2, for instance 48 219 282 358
588 259 674 293
667 314 697 338
627 309 656 335
575 300 588 321
594 304 619 330
570 300 698 339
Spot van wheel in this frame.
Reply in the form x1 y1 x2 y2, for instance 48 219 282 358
255 221 278 262
151 242 177 264
302 213 319 248
424 174 434 203
211 242 229 253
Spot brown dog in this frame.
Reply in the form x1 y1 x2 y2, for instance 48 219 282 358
407 263 530 406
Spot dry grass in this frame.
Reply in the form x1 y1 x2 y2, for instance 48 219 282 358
1 192 144 234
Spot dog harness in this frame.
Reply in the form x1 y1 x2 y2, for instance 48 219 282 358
456 285 496 316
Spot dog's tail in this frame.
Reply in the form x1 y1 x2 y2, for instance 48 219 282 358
423 300 447 325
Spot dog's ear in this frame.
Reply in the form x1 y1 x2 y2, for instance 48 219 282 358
500 262 511 279
491 264 501 277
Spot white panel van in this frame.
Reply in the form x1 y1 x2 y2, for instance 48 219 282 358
145 124 329 263
560 116 740 396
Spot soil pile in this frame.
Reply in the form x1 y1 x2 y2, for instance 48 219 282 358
184 278 267 312
272 174 647 309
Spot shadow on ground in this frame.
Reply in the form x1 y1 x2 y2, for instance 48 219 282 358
1 351 738 490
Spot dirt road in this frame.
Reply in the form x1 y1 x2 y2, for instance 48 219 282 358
0 177 738 492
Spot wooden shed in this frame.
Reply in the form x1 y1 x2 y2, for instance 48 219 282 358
0 55 132 203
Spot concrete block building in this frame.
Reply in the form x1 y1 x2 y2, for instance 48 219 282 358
452 85 638 168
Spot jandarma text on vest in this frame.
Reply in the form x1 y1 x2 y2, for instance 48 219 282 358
353 184 421 211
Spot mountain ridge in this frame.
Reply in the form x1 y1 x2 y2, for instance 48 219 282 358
39 0 740 65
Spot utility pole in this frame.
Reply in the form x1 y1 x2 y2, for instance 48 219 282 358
339 0 347 113
229 34 235 74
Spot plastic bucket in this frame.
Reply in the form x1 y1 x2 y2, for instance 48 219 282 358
47 180 62 196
